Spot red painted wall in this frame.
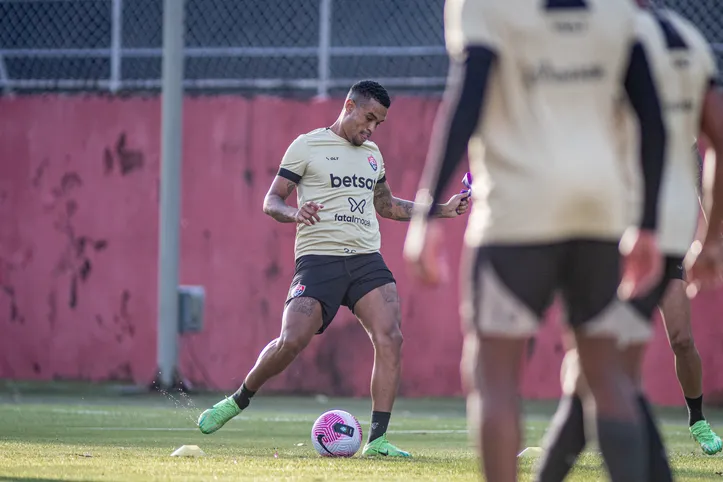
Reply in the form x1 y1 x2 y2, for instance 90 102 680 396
1 95 723 406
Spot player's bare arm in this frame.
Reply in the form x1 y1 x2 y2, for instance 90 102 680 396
618 40 667 299
373 179 468 221
263 175 324 226
699 86 723 240
686 84 723 292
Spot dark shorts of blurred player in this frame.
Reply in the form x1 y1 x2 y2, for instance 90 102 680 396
555 254 684 401
560 255 683 369
628 256 684 326
460 240 646 340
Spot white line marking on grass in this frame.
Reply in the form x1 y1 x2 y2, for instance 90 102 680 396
50 409 117 416
49 408 168 418
84 428 207 431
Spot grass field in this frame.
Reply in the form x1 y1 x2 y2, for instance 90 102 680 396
2 381 723 481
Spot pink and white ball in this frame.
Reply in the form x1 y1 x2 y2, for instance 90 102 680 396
311 409 363 457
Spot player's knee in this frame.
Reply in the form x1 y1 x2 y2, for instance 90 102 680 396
277 331 311 359
387 326 404 351
371 323 403 354
479 378 517 406
670 331 696 356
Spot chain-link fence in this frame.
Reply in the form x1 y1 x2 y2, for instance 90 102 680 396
0 0 721 96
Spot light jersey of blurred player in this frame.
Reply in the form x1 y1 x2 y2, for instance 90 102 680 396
404 0 671 481
195 80 470 458
536 2 723 481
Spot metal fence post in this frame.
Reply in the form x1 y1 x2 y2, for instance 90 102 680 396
110 0 123 93
0 51 10 95
317 0 332 98
157 0 186 390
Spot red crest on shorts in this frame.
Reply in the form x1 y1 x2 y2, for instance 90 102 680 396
291 284 306 298
368 155 378 172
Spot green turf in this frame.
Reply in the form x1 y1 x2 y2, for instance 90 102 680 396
1 381 723 481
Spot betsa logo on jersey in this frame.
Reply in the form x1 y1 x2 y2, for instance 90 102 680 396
368 155 378 172
290 284 306 298
329 173 375 191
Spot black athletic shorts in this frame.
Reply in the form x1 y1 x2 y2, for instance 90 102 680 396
628 255 685 320
461 240 625 337
285 252 396 334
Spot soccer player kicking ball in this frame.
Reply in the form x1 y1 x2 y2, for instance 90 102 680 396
196 80 470 458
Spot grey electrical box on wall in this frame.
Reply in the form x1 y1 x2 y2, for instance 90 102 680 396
178 285 205 333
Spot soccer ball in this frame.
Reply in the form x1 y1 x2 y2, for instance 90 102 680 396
310 409 363 457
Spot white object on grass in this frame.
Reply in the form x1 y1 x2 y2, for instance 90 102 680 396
171 445 206 457
517 446 543 458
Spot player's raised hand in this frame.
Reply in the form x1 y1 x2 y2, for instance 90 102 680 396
684 239 723 298
618 228 663 300
295 201 324 226
441 192 470 218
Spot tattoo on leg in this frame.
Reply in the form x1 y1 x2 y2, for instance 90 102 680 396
288 297 318 317
381 284 400 303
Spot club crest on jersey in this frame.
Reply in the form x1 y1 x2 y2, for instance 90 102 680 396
367 155 378 172
290 284 306 298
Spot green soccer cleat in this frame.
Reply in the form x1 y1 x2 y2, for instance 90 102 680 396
362 434 412 458
197 397 241 434
690 420 723 455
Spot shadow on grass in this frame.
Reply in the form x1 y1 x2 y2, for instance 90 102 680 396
0 478 94 482
673 467 723 478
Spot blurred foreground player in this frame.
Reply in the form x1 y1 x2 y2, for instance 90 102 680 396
537 3 723 480
196 80 469 458
404 0 669 481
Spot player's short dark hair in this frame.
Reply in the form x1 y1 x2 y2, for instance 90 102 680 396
348 80 391 109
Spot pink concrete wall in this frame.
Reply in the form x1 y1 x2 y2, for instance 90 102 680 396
2 95 723 406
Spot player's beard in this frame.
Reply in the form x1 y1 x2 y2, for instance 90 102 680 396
356 130 371 146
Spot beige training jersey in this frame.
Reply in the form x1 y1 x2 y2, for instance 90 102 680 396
621 8 718 256
445 0 641 246
277 127 386 259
